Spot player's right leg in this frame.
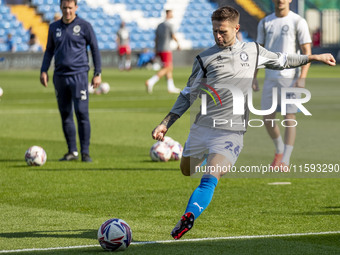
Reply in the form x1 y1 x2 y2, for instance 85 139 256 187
172 154 232 240
172 128 241 239
263 112 284 167
261 80 284 167
53 74 78 161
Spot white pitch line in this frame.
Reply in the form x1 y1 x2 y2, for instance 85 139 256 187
268 182 292 185
1 231 340 253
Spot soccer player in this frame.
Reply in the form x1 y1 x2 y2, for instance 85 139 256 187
253 0 312 168
151 6 335 240
145 9 181 94
40 0 101 162
116 21 131 70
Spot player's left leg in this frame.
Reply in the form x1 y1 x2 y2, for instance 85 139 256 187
280 82 299 167
180 156 205 176
281 113 296 166
125 46 131 70
72 72 91 162
166 64 180 94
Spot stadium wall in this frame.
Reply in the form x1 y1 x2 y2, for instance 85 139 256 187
0 49 203 70
0 47 339 70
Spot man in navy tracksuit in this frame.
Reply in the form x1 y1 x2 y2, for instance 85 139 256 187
40 0 101 162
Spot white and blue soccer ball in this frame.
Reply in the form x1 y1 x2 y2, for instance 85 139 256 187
170 141 183 161
150 140 172 162
163 136 176 148
163 136 183 161
98 218 132 252
0 87 3 97
25 146 47 166
99 82 110 94
150 137 183 162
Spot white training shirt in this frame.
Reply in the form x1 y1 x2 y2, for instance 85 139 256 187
256 11 312 79
170 40 308 132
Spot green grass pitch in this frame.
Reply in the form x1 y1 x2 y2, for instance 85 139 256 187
0 65 339 254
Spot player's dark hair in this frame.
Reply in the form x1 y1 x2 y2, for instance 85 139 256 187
211 6 240 23
60 0 77 6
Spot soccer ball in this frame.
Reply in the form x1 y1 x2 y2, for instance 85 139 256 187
99 82 110 94
88 83 95 94
0 87 3 97
163 136 176 147
150 141 172 162
163 136 183 161
171 141 183 161
98 218 132 252
25 146 47 166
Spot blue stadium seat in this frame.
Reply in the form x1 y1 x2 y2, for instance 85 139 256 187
24 0 227 50
0 44 8 52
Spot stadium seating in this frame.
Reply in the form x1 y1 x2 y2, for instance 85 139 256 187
0 0 253 52
0 5 30 52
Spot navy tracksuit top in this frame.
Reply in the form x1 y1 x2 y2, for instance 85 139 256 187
41 16 101 76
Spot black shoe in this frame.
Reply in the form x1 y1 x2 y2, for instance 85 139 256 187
59 152 78 161
81 153 92 162
171 212 195 240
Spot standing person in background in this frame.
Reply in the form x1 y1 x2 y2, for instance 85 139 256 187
53 12 61 22
145 9 181 94
28 33 42 52
253 0 312 168
6 33 16 52
116 21 131 70
40 0 102 162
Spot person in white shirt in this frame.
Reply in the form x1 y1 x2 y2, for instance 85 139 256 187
253 0 312 168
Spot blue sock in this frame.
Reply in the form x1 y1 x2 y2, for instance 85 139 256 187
184 175 218 219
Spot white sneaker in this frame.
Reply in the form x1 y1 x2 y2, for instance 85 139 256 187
145 80 153 94
168 87 181 94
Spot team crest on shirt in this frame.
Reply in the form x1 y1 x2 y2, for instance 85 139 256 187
73 25 81 36
281 25 289 35
240 51 249 62
240 51 249 67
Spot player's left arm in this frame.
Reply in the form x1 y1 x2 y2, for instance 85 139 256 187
295 42 311 88
258 45 336 69
86 22 102 88
170 24 180 50
307 54 336 66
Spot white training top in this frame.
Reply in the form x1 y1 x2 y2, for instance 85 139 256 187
256 11 312 79
170 40 309 132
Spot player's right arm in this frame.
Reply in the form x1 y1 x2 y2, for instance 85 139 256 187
252 18 265 92
151 58 204 141
40 72 48 87
152 113 180 141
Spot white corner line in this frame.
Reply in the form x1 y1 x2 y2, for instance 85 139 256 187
1 231 340 253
